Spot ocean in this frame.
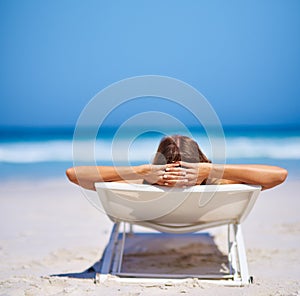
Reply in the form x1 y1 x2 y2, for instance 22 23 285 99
1 126 300 181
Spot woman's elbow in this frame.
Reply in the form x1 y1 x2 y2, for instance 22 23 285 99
269 168 288 189
66 167 78 185
262 168 288 190
278 168 288 184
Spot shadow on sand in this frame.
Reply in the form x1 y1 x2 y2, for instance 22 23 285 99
52 232 228 280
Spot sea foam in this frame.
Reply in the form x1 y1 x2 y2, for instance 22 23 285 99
1 136 300 163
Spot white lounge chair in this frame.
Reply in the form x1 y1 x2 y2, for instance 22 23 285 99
94 182 261 286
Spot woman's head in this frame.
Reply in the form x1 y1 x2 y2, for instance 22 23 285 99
152 135 211 165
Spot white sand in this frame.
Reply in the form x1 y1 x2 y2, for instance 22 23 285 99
0 177 300 295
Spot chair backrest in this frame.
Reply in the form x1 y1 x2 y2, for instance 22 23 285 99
95 182 261 233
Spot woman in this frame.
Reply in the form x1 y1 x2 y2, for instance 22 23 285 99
66 135 288 191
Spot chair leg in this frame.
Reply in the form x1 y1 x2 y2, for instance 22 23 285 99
98 223 250 285
117 222 127 273
228 224 238 280
129 223 134 236
100 222 121 275
233 224 250 285
228 223 250 285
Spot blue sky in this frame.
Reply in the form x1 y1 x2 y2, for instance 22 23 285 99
0 0 300 127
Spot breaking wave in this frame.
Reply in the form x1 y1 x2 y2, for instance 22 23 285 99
1 136 300 163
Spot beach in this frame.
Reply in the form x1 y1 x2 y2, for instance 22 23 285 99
1 176 300 296
2 0 300 294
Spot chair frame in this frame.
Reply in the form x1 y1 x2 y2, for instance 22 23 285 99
95 183 261 286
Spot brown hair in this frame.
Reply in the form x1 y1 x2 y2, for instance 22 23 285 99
152 135 211 165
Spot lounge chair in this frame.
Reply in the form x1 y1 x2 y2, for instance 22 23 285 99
94 182 261 286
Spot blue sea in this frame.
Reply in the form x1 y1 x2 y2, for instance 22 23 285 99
1 126 300 181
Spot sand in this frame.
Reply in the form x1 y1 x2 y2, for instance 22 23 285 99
0 177 300 295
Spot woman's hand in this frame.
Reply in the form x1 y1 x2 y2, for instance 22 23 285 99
178 161 211 186
142 162 211 187
140 163 188 186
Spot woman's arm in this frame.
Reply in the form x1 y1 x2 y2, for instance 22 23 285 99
66 166 141 190
66 162 287 191
176 162 288 190
66 163 183 190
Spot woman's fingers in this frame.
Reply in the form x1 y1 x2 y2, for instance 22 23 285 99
178 161 196 168
164 171 186 177
160 173 195 187
161 179 197 187
159 170 202 187
157 179 188 187
146 163 201 187
162 169 188 179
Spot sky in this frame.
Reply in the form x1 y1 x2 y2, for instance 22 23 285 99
0 0 300 128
